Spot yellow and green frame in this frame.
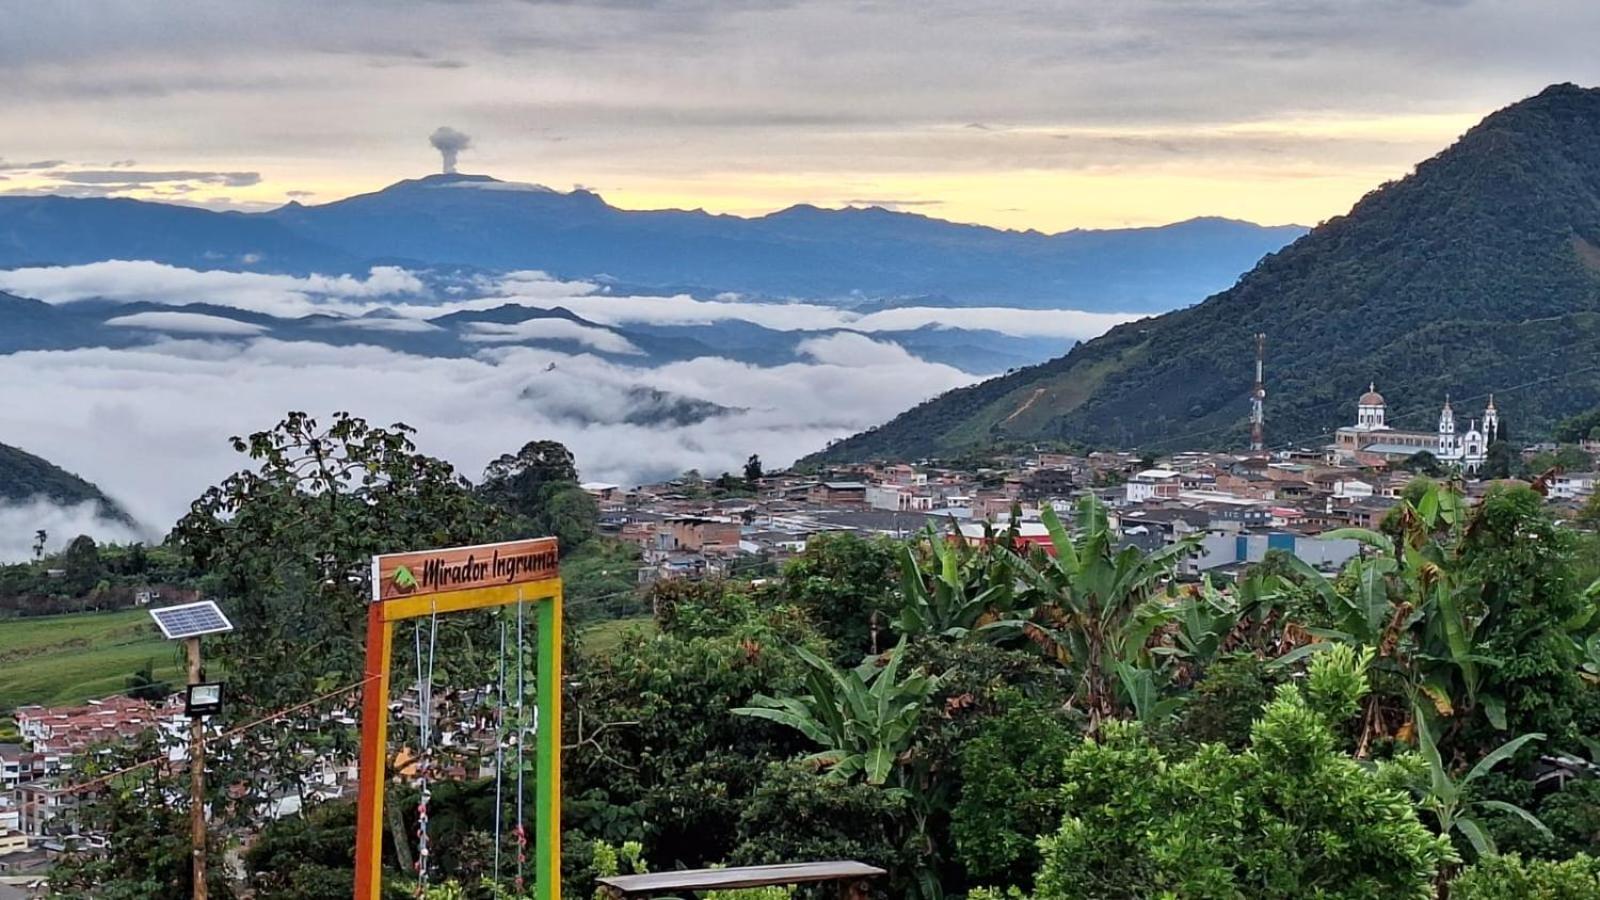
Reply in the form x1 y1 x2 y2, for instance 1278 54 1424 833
354 542 563 900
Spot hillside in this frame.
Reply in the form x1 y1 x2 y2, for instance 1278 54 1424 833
0 440 134 525
0 175 1303 313
810 83 1600 462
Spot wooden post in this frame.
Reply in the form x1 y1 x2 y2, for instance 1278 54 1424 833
186 636 207 900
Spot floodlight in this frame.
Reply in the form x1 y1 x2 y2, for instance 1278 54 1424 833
149 600 234 640
185 682 224 718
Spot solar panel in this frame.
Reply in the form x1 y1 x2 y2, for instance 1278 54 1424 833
149 600 234 640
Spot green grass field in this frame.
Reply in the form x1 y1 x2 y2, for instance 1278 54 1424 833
579 614 655 654
0 607 650 715
0 609 183 712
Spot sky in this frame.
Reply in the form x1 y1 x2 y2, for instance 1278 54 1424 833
3 1 1598 230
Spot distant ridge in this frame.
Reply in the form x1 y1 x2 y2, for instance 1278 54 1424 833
0 173 1304 313
0 439 135 526
809 83 1600 461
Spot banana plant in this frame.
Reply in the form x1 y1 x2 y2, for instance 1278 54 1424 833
1009 496 1199 725
1273 481 1509 739
1406 709 1549 858
894 523 1026 640
734 637 937 786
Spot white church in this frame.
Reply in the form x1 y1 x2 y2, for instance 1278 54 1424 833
1330 384 1500 472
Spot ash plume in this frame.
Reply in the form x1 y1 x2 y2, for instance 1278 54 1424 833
429 126 472 174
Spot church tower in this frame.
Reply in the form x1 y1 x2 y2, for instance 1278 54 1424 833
1438 396 1458 461
1357 383 1387 429
1484 394 1499 443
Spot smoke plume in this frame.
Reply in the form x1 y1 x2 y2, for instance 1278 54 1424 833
429 126 472 174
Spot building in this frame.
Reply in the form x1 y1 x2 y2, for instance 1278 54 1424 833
1124 469 1182 503
807 481 867 505
1330 385 1500 472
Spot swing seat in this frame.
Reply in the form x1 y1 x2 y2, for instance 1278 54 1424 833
596 860 885 900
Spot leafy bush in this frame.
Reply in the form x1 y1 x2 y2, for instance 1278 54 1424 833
1173 652 1273 749
1033 649 1453 899
950 696 1077 886
1451 853 1600 899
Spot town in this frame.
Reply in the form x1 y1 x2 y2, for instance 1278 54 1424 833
7 381 1600 894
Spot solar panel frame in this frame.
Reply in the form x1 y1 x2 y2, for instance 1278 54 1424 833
149 600 234 640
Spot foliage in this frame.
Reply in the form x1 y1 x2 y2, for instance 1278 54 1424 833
1033 647 1454 899
479 439 598 552
730 761 916 887
562 626 810 871
50 733 235 899
735 638 937 786
895 526 1024 641
775 532 902 660
1011 497 1197 726
1174 652 1275 750
171 412 504 824
1379 711 1550 859
1451 853 1600 899
949 695 1076 886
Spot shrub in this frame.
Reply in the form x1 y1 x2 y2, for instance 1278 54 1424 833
1451 853 1600 899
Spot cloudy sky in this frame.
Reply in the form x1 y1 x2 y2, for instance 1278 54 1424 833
3 1 1597 229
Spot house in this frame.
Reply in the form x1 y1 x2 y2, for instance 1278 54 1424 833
1124 469 1182 503
1550 472 1599 501
807 482 867 505
865 485 935 512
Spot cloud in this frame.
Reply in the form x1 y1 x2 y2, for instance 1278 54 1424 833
105 311 270 335
0 159 65 171
0 262 1141 340
0 337 975 536
842 198 945 210
51 169 261 187
0 262 425 316
461 318 642 354
0 498 146 563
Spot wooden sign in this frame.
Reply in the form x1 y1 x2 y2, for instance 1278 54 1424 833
372 537 559 602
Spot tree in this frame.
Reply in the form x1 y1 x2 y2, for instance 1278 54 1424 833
1557 444 1596 472
63 533 104 595
32 528 46 560
480 440 578 517
124 658 173 701
1482 441 1517 479
776 533 901 660
1402 450 1445 476
171 412 503 830
1032 646 1454 900
950 695 1076 886
51 733 235 899
1450 853 1600 899
744 454 764 484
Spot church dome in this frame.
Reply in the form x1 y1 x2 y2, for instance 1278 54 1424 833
1359 383 1385 406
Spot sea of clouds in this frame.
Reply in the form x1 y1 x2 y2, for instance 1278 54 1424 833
0 263 1142 559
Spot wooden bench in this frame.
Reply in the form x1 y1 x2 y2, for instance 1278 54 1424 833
596 861 887 900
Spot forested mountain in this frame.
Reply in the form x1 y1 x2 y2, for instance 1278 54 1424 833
0 440 134 524
0 175 1302 313
810 83 1600 462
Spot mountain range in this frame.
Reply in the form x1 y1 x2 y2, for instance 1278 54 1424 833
810 83 1600 462
0 175 1303 313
